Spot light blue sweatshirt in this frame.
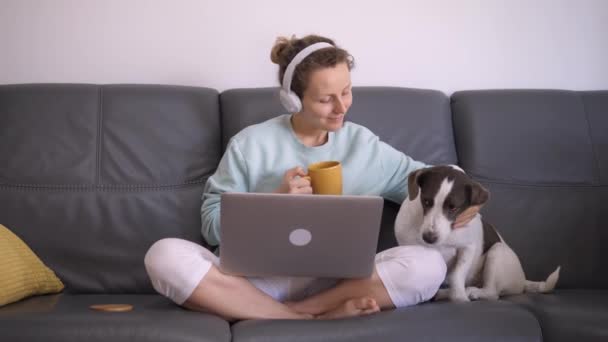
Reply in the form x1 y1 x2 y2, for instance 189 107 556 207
201 114 427 246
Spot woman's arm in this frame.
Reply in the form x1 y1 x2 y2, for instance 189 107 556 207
378 141 428 204
200 139 249 246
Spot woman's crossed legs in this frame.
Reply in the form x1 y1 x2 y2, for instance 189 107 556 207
144 238 446 321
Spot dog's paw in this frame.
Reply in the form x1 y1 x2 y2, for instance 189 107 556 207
466 286 482 300
449 291 470 302
466 286 499 300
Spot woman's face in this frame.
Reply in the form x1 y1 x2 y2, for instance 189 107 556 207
299 62 352 132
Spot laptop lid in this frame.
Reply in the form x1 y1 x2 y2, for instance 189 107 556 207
219 192 383 278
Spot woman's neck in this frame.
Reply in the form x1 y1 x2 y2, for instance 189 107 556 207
290 114 329 147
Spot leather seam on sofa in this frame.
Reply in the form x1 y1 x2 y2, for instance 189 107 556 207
96 86 103 186
578 93 602 185
468 176 605 188
0 181 206 191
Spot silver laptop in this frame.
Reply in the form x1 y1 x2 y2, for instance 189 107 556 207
219 192 383 278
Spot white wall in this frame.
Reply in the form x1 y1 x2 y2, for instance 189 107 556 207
1 0 607 94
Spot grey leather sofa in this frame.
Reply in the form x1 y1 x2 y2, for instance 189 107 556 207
0 84 606 342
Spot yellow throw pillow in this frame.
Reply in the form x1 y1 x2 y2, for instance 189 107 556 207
0 224 64 306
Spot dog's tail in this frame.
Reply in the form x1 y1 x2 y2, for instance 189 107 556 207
524 266 561 293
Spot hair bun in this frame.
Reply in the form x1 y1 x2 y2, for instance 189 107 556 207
270 36 293 65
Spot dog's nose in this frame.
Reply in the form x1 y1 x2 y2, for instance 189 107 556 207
423 231 438 244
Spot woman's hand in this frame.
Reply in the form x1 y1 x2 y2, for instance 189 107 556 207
274 167 313 194
453 205 482 228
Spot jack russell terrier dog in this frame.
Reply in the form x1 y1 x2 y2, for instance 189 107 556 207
395 165 560 302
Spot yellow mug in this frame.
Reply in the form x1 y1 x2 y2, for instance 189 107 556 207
303 161 342 195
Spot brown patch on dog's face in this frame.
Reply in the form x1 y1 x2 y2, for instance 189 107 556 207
407 169 423 200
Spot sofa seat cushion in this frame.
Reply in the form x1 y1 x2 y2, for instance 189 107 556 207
506 290 608 342
231 300 541 342
0 294 231 342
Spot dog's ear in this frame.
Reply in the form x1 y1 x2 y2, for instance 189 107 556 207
407 168 425 200
466 180 490 206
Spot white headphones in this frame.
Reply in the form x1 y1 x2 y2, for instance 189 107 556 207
279 42 334 113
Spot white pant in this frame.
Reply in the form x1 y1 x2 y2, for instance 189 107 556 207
144 238 446 308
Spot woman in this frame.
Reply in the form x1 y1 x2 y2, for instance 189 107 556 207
145 34 478 321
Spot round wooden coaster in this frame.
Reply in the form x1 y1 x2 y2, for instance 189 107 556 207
89 304 133 312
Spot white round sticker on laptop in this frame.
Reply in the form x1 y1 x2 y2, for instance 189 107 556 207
289 228 312 246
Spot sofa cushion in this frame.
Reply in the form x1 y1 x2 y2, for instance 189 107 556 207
507 290 608 342
451 90 608 289
231 301 541 342
0 224 64 306
0 84 99 185
0 84 221 293
99 85 220 185
0 294 231 342
580 91 608 278
452 90 597 184
579 91 608 185
220 87 457 165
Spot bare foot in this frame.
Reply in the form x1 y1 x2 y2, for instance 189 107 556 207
316 297 380 320
285 301 320 315
287 312 315 320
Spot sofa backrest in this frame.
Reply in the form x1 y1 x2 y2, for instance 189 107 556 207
220 86 457 251
451 90 608 289
0 84 221 293
221 87 457 163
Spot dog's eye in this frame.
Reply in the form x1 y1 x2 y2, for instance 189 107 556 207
423 199 433 207
445 202 459 212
